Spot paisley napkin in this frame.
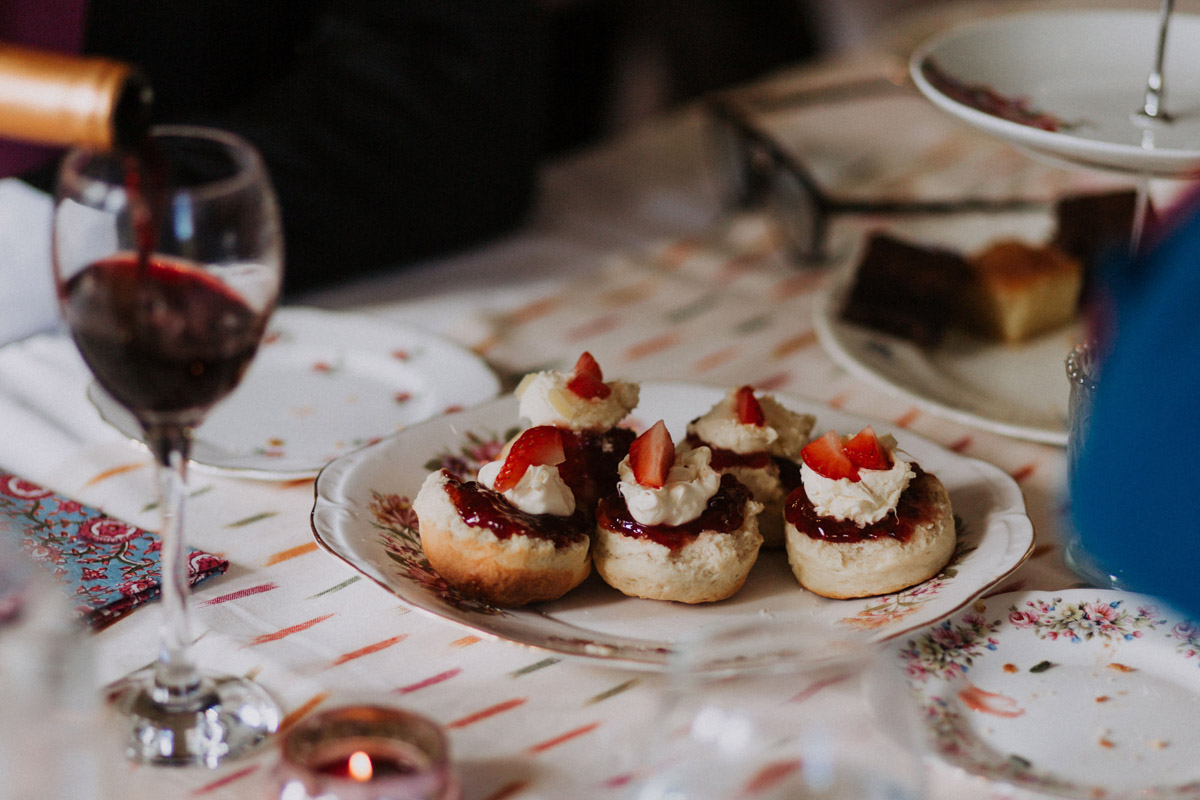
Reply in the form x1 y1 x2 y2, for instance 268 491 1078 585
0 471 227 629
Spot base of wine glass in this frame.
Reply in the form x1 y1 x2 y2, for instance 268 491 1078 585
107 668 281 767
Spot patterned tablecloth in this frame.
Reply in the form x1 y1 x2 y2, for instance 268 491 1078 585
0 49 1176 800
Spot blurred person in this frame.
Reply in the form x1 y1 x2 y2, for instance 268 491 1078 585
1070 187 1200 619
2 0 544 291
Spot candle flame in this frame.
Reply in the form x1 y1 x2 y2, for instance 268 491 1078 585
348 750 373 782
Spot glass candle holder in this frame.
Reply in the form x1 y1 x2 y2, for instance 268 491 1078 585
1065 341 1099 481
1063 341 1126 589
274 705 460 800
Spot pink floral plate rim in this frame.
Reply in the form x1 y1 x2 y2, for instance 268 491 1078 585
310 381 1035 670
890 588 1200 799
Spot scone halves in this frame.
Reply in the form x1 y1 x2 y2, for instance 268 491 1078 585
593 420 763 604
413 426 591 607
784 427 954 599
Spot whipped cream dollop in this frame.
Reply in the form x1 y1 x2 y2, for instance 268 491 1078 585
688 391 814 457
617 445 721 527
801 447 914 527
515 370 639 430
477 461 576 517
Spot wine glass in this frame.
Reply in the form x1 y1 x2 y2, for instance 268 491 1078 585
630 622 925 800
52 125 283 766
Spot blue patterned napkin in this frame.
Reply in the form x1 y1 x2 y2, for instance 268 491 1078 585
0 471 228 629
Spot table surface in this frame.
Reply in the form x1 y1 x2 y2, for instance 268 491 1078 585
0 11 1191 798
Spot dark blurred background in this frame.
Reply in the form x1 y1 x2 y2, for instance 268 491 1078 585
539 0 942 155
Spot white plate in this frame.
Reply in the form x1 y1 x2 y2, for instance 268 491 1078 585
310 381 1034 669
910 10 1200 176
813 279 1076 446
892 589 1200 798
90 306 500 479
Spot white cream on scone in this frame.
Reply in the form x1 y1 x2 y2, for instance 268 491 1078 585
477 461 575 517
515 370 639 430
801 443 914 527
616 445 720 527
687 391 814 457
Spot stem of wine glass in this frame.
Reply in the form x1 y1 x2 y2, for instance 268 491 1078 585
148 424 204 705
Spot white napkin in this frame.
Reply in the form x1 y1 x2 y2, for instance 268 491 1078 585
0 178 57 345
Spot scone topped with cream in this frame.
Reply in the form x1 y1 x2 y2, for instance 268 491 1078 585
414 426 591 607
685 385 814 547
593 421 764 604
783 426 954 599
516 352 639 514
516 351 639 431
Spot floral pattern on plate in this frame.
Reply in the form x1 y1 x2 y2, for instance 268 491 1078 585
892 589 1200 799
311 382 1035 669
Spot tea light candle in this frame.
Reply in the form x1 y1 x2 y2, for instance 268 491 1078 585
275 705 459 800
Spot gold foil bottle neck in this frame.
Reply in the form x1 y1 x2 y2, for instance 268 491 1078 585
0 43 151 151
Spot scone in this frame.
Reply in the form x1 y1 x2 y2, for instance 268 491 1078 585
515 351 639 512
414 426 591 607
685 385 814 548
593 421 763 604
783 426 954 599
960 239 1082 344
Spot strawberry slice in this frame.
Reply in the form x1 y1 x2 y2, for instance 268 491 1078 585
842 426 892 471
628 420 675 488
492 426 566 492
801 430 859 481
734 385 766 426
566 351 611 400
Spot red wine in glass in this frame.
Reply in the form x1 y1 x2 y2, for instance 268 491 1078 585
61 254 267 420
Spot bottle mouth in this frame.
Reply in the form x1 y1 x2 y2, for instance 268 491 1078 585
111 69 153 150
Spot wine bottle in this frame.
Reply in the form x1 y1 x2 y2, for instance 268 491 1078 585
0 43 152 151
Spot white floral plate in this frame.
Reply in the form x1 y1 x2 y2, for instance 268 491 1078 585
891 589 1200 798
910 10 1200 177
310 381 1034 669
89 306 500 479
